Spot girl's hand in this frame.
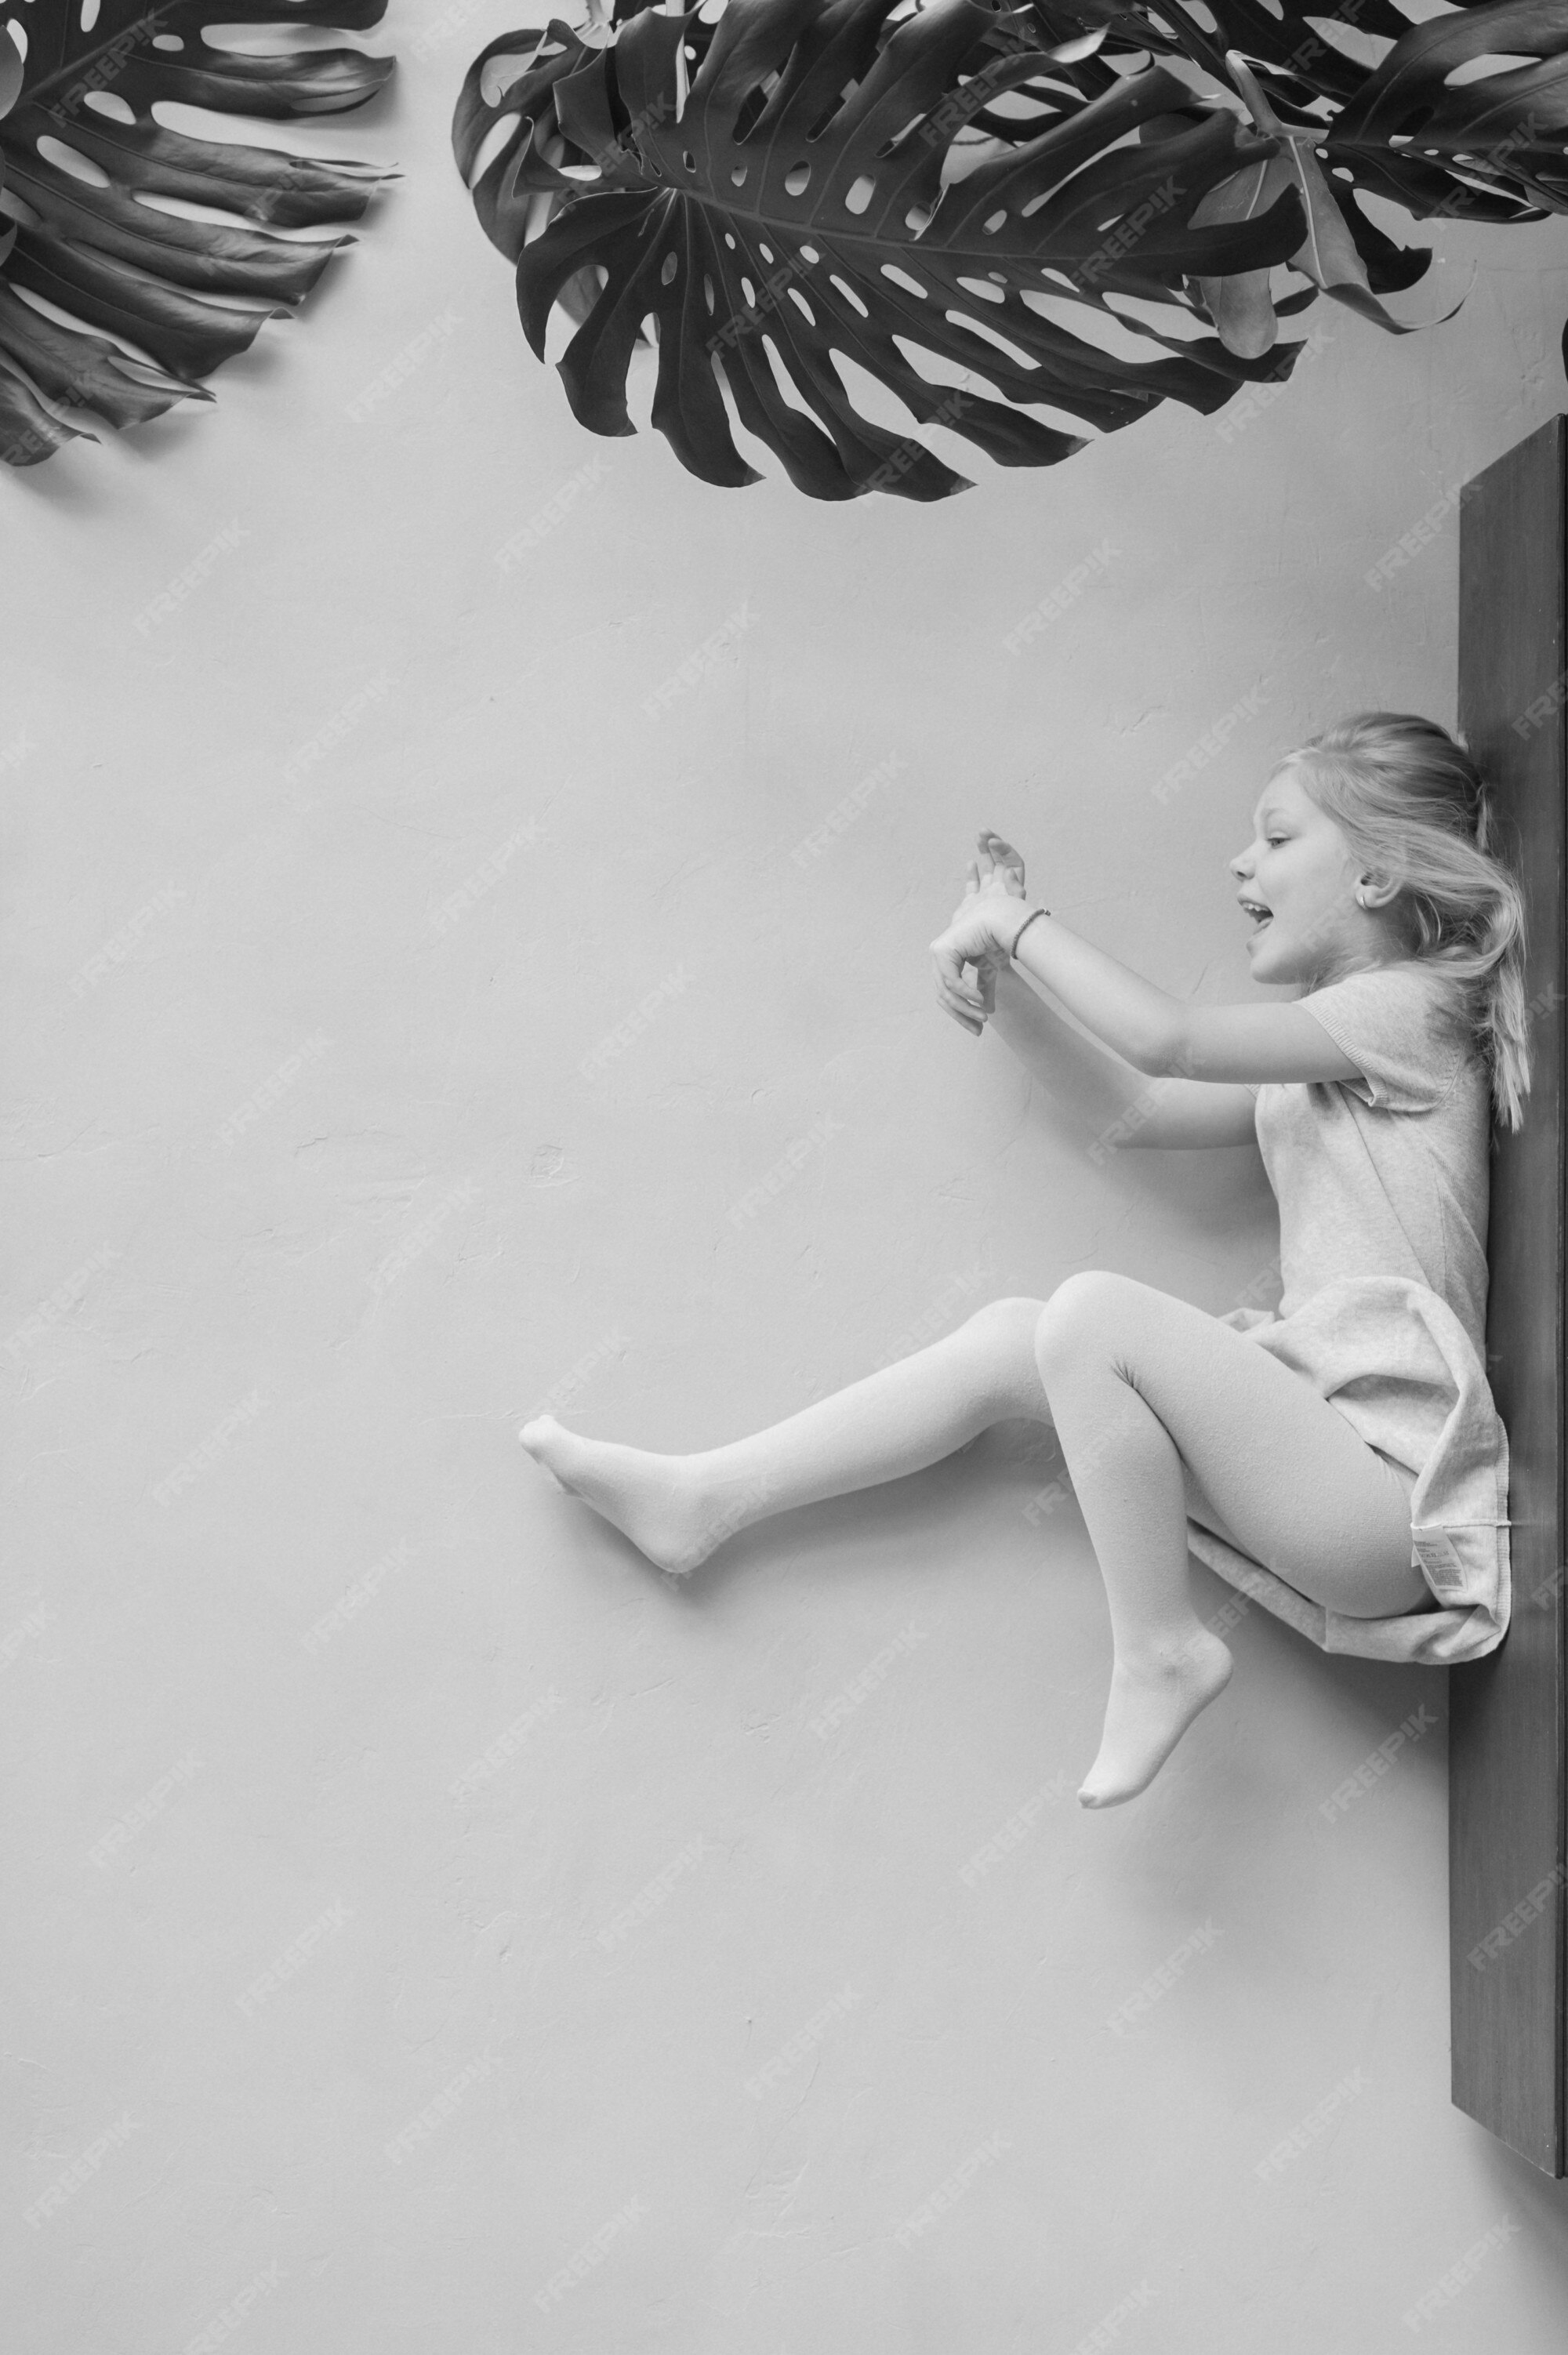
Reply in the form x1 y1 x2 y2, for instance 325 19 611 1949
975 830 1028 901
930 830 1032 1035
963 832 1030 1023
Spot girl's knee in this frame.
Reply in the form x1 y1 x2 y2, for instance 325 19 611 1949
1034 1270 1142 1375
961 1296 1049 1348
956 1297 1051 1407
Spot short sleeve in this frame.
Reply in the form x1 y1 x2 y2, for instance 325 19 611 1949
1298 962 1468 1112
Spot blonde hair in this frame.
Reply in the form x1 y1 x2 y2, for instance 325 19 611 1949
1282 712 1533 1133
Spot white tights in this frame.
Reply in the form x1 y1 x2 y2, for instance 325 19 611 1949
521 1272 1428 1805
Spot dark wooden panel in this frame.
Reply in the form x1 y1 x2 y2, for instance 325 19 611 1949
1451 415 1568 2175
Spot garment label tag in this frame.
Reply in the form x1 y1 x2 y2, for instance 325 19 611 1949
1412 1529 1466 1594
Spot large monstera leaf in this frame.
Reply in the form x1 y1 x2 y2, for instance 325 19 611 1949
456 0 1316 499
454 0 1568 500
0 0 394 466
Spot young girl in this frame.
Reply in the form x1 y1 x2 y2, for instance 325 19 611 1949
521 713 1530 1808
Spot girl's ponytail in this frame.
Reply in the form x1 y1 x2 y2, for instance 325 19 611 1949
1287 713 1534 1133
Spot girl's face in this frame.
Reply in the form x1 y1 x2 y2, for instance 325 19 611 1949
1229 759 1377 987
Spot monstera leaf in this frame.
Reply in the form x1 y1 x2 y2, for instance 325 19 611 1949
454 0 1568 499
456 0 1316 499
1145 0 1568 227
0 0 394 466
1190 46 1469 354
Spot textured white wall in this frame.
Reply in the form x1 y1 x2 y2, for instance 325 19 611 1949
8 10 1568 2347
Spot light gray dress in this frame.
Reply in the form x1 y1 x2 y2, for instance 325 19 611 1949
1185 958 1512 1665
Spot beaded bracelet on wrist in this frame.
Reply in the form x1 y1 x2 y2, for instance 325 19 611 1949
1008 906 1050 959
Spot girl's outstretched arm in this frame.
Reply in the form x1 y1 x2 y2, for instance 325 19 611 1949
931 833 1366 1088
987 967 1259 1149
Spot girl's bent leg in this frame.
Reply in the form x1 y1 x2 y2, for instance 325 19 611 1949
1033 1270 1427 1810
520 1297 1053 1575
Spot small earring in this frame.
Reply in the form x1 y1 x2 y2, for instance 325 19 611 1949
1355 888 1370 907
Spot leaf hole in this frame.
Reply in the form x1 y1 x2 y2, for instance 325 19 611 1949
1104 289 1208 343
84 91 135 122
731 166 748 188
481 52 546 104
994 85 1071 117
956 274 1005 305
787 287 815 324
468 114 522 187
946 308 1039 372
152 33 183 49
519 187 556 248
1446 53 1541 85
982 209 1007 234
784 164 811 195
79 0 100 29
829 273 869 318
759 332 820 423
906 204 934 234
844 175 876 215
1020 286 1168 363
683 150 696 171
36 135 112 189
759 241 774 263
1300 16 1394 68
133 189 270 233
799 244 819 263
703 274 715 311
661 252 678 285
881 263 927 298
877 112 930 159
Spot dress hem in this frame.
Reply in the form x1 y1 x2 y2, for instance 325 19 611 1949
1197 1273 1512 1667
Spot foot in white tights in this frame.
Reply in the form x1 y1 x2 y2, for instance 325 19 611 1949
519 1417 739 1577
1077 1629 1233 1809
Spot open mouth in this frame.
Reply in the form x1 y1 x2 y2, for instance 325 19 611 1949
1240 898 1272 935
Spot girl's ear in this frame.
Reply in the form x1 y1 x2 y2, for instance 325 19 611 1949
1358 871 1400 910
